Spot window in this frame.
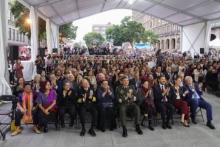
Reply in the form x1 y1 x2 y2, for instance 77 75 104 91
8 28 11 40
12 29 15 41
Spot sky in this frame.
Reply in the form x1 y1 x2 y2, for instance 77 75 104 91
72 9 132 42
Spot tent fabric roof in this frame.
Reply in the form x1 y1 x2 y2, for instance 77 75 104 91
22 0 220 26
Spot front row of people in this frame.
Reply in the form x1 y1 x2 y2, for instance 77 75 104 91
11 75 215 137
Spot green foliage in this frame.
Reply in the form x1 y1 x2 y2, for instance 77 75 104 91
83 32 105 48
141 30 159 45
10 1 77 43
10 1 31 38
59 23 78 41
106 16 159 46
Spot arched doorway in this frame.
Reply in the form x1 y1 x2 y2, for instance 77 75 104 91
166 39 170 49
177 38 180 49
158 42 160 49
171 38 175 49
161 40 164 49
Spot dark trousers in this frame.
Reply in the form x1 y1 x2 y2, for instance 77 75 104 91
98 106 116 130
58 106 76 125
188 98 213 122
156 102 174 124
119 103 141 127
140 103 156 121
14 109 38 126
77 103 97 128
37 109 58 128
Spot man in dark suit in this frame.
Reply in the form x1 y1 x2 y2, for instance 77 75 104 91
153 75 174 129
184 76 215 129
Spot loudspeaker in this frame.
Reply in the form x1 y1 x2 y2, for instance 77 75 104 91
9 46 19 60
210 34 216 41
200 48 204 54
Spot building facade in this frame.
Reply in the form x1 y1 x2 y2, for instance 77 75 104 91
92 23 112 39
7 2 29 47
132 11 181 51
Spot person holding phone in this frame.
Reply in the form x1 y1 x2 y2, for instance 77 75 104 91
76 79 97 136
57 81 76 128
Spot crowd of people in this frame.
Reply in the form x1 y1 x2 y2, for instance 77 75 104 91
10 50 220 138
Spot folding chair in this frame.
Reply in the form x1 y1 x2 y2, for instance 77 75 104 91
196 107 205 122
0 95 17 140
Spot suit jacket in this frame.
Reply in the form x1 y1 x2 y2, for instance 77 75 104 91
153 84 172 106
183 83 203 102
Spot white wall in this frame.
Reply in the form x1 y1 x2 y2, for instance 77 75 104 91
182 22 207 55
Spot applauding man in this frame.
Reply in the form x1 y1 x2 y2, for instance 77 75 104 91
153 75 174 129
116 76 143 137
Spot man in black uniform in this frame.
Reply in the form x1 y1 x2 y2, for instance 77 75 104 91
116 76 143 137
76 79 97 136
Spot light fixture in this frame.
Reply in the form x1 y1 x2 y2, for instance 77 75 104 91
26 18 31 25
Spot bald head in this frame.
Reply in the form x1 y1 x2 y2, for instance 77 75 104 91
81 79 90 89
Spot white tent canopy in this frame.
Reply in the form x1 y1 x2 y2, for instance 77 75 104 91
1 0 220 95
210 38 220 47
18 0 220 26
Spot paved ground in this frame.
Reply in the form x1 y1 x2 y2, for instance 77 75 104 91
1 93 220 147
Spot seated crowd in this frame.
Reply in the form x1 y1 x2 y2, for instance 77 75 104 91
11 53 218 137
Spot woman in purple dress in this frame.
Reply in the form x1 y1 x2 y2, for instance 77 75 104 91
36 80 57 132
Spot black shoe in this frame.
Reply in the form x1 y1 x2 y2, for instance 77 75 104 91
192 119 197 124
148 125 154 131
69 123 74 127
122 126 128 137
207 122 215 129
44 127 48 133
136 125 143 135
61 123 65 128
162 123 167 129
88 128 96 137
166 124 172 129
80 128 86 136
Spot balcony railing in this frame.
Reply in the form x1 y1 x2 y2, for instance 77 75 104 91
8 26 29 45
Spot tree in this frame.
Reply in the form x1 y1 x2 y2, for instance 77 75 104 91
83 32 105 48
141 30 159 45
10 1 77 43
10 1 31 38
106 25 125 46
106 16 158 46
59 23 78 43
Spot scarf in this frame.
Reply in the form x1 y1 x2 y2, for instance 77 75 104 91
22 92 33 124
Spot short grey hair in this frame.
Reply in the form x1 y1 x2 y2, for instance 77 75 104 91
184 76 192 83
